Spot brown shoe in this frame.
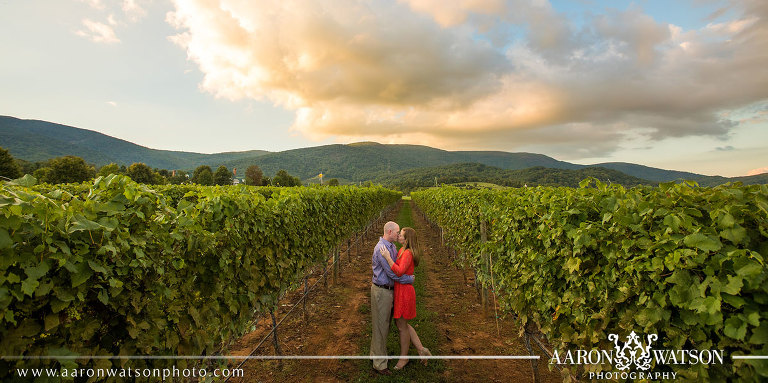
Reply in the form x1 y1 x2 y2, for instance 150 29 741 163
373 368 392 376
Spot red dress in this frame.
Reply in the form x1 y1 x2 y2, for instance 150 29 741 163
392 248 416 319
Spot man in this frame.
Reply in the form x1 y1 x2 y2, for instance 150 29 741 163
370 221 415 376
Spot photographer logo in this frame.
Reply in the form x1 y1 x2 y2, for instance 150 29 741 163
549 331 724 380
610 331 657 371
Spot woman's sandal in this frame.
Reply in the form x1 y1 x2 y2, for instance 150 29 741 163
418 347 432 366
393 361 409 370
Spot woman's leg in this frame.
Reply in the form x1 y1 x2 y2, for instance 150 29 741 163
395 318 410 368
406 324 432 365
407 324 424 350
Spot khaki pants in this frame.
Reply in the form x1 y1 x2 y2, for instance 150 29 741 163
370 284 393 370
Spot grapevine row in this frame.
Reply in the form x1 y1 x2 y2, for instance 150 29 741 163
0 175 400 374
412 180 768 381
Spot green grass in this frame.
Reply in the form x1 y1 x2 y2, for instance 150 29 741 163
354 201 445 382
396 200 414 228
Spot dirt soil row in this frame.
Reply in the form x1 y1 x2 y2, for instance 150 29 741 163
223 201 562 382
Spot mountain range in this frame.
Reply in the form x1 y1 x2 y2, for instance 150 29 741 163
1 115 766 186
0 116 269 170
373 162 654 191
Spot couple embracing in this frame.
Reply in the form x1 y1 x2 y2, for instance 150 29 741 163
370 221 432 376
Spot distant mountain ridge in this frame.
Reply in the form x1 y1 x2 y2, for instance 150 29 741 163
589 162 703 183
220 141 579 182
0 116 270 170
373 163 654 192
1 115 766 186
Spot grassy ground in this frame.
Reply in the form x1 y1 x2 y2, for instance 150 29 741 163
354 201 445 382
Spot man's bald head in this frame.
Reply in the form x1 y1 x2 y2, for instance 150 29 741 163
383 221 399 243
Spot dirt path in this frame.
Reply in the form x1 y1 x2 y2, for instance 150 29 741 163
224 200 563 382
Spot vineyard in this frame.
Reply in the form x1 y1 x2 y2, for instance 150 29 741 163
0 175 400 377
412 179 768 381
3 174 768 382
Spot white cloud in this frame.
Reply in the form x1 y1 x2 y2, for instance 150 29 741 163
122 0 147 22
167 0 507 106
79 0 105 10
76 19 120 44
593 6 670 66
398 0 506 27
747 166 768 176
167 0 768 158
74 0 148 43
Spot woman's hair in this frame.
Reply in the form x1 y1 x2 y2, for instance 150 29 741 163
402 227 420 267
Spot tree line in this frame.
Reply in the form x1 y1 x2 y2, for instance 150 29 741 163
374 163 652 192
0 147 326 186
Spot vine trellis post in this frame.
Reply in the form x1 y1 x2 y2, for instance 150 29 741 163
347 239 352 264
480 218 490 315
302 276 308 326
524 322 541 383
270 309 282 368
333 246 340 284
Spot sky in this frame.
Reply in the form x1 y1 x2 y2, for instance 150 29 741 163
1 0 767 177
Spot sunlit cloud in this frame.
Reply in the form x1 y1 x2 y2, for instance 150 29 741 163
747 166 768 176
398 0 506 27
107 101 118 107
74 0 148 43
76 19 120 44
122 0 147 22
79 0 105 10
167 0 768 158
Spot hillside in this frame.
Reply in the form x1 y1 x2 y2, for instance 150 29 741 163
228 145 767 185
2 115 766 185
221 142 577 181
592 162 768 185
0 116 270 169
372 163 653 192
683 172 768 187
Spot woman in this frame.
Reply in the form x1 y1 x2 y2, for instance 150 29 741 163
379 227 432 370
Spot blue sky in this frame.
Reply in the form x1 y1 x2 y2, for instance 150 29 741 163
1 0 767 177
553 0 732 29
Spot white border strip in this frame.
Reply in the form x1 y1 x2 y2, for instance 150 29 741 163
732 356 768 360
2 355 538 360
7 355 765 360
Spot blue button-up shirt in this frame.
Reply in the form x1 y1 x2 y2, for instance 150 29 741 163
372 237 414 287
